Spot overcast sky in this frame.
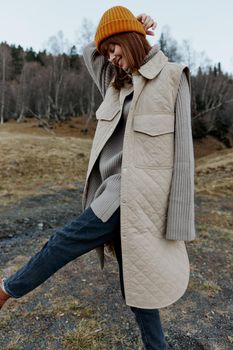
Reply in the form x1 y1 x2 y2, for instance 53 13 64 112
0 0 232 73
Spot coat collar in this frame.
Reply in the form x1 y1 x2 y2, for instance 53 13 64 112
136 44 168 80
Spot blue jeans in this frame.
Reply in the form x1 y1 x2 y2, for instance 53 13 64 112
3 206 168 350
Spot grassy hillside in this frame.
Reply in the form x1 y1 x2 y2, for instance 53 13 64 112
0 117 232 205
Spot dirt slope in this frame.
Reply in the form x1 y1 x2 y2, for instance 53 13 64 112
195 148 233 198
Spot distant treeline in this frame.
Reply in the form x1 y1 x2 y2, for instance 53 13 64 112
0 42 101 128
0 30 233 145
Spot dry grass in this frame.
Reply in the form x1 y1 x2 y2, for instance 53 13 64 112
62 319 106 350
0 131 92 205
2 341 22 350
195 148 233 198
193 134 233 158
0 117 98 205
0 117 97 138
1 118 232 207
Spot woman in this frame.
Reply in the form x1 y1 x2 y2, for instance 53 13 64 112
0 6 196 350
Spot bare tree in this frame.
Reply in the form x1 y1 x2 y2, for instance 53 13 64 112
191 66 233 145
75 18 95 54
45 31 71 122
180 39 197 72
158 25 183 63
0 43 12 124
47 30 70 55
76 18 97 125
192 67 233 120
16 61 41 122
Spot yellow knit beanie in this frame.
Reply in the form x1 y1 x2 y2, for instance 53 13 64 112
95 6 146 51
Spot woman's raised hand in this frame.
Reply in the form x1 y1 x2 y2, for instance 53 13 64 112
136 14 157 36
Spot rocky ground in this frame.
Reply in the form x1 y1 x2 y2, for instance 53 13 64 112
0 119 232 350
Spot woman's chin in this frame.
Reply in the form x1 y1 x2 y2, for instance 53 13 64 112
119 59 128 70
121 63 129 70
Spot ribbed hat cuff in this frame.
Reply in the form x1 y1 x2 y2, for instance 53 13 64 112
95 19 146 50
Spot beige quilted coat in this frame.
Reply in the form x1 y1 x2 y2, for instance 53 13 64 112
82 50 191 309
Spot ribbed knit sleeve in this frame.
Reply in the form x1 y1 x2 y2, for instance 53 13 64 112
83 41 115 98
165 71 196 241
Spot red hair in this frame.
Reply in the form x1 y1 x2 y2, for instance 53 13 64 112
99 32 151 89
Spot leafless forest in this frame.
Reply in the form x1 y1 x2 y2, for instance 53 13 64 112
0 25 233 147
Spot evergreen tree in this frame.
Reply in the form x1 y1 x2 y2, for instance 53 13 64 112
10 44 24 75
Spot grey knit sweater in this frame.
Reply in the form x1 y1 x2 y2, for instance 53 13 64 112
83 41 196 241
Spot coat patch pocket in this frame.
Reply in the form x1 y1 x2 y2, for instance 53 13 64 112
95 93 120 121
95 102 120 137
133 113 175 168
96 107 120 121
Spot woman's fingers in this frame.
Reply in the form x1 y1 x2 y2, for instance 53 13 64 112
136 13 147 23
136 13 157 36
146 30 155 36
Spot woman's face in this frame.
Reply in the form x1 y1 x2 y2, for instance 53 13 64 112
107 43 129 70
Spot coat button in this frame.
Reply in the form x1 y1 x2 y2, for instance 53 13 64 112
122 168 127 172
122 199 126 203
